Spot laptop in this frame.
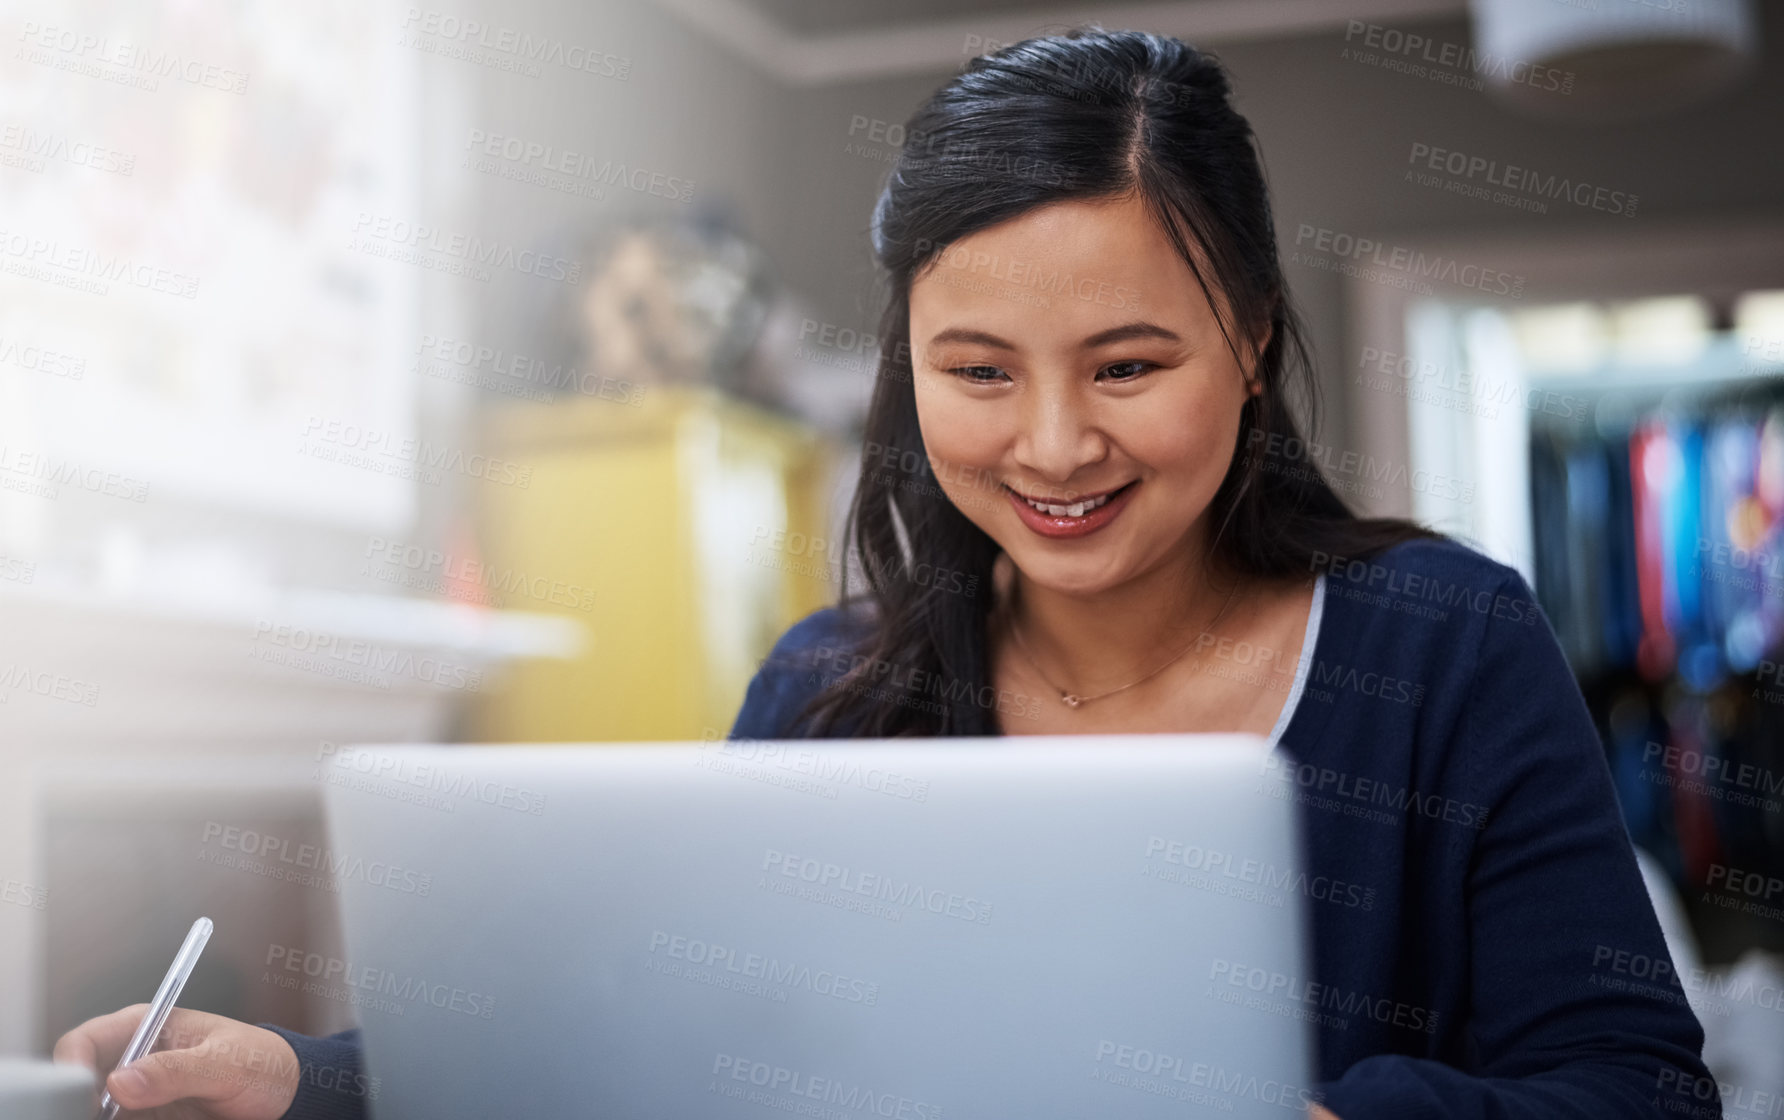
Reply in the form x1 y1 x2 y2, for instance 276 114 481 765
318 734 1318 1118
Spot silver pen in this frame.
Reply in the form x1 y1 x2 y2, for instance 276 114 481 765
97 917 213 1120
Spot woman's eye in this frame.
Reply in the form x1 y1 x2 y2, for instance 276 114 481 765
950 365 1007 383
1098 360 1155 382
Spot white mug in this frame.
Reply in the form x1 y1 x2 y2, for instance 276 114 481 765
0 1059 94 1120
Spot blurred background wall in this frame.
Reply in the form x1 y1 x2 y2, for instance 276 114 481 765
2 0 1782 1108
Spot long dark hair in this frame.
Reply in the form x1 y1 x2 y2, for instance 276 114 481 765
791 27 1438 738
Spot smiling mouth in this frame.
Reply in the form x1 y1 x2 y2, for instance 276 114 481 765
1004 480 1136 517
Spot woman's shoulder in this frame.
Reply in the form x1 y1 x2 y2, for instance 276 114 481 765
730 599 879 739
757 598 879 674
1315 534 1543 629
1318 533 1525 595
1307 534 1551 705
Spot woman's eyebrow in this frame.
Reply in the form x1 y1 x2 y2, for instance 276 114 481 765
926 321 1182 351
927 327 1017 351
1081 321 1183 348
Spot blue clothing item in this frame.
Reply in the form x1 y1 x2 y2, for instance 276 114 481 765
265 538 1719 1120
260 1023 366 1120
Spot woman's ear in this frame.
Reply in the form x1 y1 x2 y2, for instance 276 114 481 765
1245 319 1274 396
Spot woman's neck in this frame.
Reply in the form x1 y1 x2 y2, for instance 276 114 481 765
994 543 1248 698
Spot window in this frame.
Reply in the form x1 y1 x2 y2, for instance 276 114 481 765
0 0 421 548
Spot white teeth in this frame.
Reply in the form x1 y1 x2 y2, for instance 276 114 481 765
1024 491 1113 516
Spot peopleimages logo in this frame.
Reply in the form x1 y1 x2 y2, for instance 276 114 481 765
1143 835 1377 910
462 128 693 202
1407 142 1638 217
265 943 494 1020
647 931 880 1005
200 822 433 895
0 228 200 297
317 742 547 815
1209 958 1440 1034
1588 942 1783 1019
364 537 594 613
1355 346 1588 425
0 444 149 502
0 334 86 379
710 1053 942 1118
761 848 993 923
0 123 134 175
348 213 580 284
806 645 1041 721
911 236 1140 310
1091 1038 1319 1109
399 7 631 80
250 620 484 692
0 876 47 910
412 333 643 405
1260 754 1487 828
1704 863 1784 912
1641 741 1784 804
0 662 100 707
15 21 250 93
702 734 931 803
1245 430 1475 504
1310 550 1540 627
300 416 532 489
1342 19 1574 95
1292 223 1525 298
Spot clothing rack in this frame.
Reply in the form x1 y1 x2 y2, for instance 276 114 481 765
1529 375 1784 961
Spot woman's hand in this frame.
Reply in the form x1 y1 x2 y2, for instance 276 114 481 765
53 1004 299 1120
1309 1105 1342 1119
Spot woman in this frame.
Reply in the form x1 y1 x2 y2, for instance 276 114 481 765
57 28 1718 1120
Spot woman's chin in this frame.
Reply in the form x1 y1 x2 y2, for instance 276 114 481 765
1002 551 1133 600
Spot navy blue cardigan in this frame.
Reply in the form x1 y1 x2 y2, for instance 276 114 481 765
267 538 1720 1119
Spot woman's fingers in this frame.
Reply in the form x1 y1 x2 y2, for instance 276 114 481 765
104 1044 243 1112
52 1006 300 1120
117 1016 299 1119
52 1003 150 1078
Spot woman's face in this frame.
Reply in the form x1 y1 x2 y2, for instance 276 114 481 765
908 192 1267 598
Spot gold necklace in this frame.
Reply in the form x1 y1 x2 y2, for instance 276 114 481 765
1006 580 1242 708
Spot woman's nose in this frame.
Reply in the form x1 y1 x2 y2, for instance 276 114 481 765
1011 388 1107 484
